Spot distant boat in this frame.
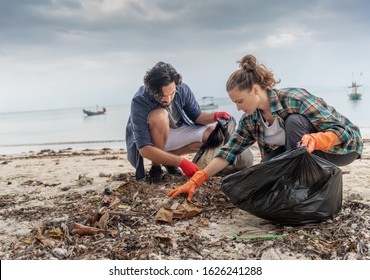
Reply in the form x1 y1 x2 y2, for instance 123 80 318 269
348 73 363 100
83 107 106 116
348 81 362 100
200 96 219 110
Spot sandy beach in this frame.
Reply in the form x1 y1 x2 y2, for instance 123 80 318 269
0 140 369 260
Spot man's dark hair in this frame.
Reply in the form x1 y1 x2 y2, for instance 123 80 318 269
144 62 182 98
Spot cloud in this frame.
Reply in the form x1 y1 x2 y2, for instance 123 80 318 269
266 28 313 48
0 0 370 112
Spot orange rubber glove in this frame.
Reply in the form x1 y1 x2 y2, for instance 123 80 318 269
301 131 338 153
167 170 209 201
213 111 230 121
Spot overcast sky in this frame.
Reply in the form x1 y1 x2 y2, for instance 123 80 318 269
1 0 369 112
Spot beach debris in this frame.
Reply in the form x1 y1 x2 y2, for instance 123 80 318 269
196 217 209 227
20 179 60 187
110 173 129 181
97 212 110 229
104 187 113 195
155 200 204 223
38 149 53 154
77 174 93 186
155 207 173 223
51 248 69 259
153 232 174 247
116 182 130 194
46 227 65 239
21 180 43 186
15 224 61 249
118 204 132 211
43 182 61 187
2 148 369 260
102 195 121 208
99 172 111 177
88 194 102 202
231 232 288 240
72 223 116 236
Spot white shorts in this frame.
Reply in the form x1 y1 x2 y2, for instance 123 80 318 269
164 125 211 152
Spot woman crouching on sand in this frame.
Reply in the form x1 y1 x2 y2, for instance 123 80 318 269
167 54 363 201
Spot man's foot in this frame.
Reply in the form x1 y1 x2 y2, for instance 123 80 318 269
164 165 183 176
148 165 163 184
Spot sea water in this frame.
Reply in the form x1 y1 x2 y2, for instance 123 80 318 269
0 90 369 155
0 105 129 155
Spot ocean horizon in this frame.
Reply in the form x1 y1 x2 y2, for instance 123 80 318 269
1 90 369 155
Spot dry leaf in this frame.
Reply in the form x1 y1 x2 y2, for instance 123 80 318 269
16 237 35 248
182 226 196 238
88 195 102 202
155 200 203 223
118 204 131 211
116 182 129 194
173 200 203 219
107 229 118 236
196 217 209 227
73 223 117 237
109 196 121 208
88 212 102 225
97 212 110 229
102 196 121 208
46 227 64 239
153 232 173 246
72 223 110 236
155 207 174 223
170 202 180 210
21 180 34 186
38 238 56 247
34 225 44 238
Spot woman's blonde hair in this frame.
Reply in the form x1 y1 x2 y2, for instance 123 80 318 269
226 54 280 92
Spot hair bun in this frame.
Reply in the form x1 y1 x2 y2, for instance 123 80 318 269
238 54 257 72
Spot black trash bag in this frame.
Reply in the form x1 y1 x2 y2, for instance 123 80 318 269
193 116 253 175
221 147 343 226
193 116 236 166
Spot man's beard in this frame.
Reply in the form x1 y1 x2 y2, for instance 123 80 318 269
160 102 170 108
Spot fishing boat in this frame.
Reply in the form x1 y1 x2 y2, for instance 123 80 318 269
348 82 362 100
348 73 363 100
83 106 106 116
200 96 219 110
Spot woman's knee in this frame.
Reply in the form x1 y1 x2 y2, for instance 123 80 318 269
285 114 317 150
285 114 312 131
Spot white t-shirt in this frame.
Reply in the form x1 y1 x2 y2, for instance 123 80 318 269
260 113 286 146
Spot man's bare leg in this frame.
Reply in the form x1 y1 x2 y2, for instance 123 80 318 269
147 108 169 166
168 142 202 156
146 108 170 182
168 126 215 156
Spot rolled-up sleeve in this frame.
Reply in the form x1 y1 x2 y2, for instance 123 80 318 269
216 118 256 164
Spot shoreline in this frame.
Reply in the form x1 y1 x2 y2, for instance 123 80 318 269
1 136 369 157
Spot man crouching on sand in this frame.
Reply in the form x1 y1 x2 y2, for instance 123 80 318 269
126 61 231 184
